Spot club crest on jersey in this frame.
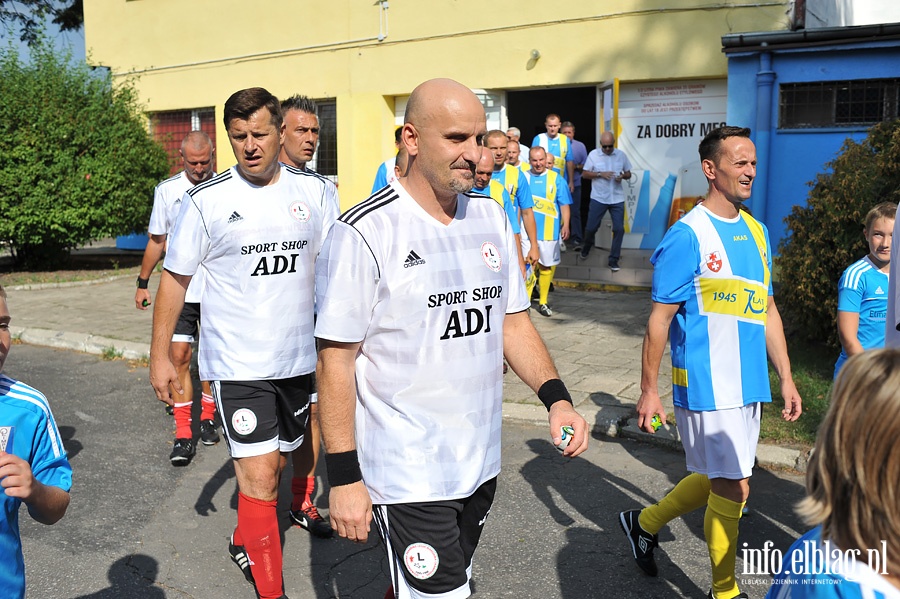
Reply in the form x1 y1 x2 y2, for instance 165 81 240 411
232 409 258 436
403 542 439 580
289 201 311 222
705 251 723 273
481 242 502 272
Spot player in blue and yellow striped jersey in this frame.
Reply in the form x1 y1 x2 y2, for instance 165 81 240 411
523 146 571 317
532 113 575 194
835 202 895 378
619 126 802 599
485 130 539 269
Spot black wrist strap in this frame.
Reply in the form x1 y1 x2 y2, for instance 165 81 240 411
136 276 150 289
537 379 573 411
326 450 363 487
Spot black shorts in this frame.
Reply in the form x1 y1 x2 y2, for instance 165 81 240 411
374 477 498 598
172 302 201 344
212 374 313 459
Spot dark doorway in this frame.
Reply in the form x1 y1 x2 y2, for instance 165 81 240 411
507 86 597 150
508 86 597 239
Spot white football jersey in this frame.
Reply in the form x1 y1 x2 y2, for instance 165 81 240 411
165 164 337 381
315 179 529 504
148 171 214 303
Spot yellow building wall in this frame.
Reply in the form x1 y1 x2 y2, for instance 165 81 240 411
83 0 790 207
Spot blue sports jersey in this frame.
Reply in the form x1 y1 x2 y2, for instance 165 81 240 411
651 205 773 411
0 375 72 599
523 170 572 241
491 165 535 220
473 181 520 235
532 133 572 181
766 526 900 599
371 157 397 194
834 256 888 377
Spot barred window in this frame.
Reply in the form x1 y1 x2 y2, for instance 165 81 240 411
779 79 900 129
150 108 217 175
312 99 337 182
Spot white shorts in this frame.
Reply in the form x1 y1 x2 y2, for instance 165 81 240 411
675 402 761 480
521 235 561 268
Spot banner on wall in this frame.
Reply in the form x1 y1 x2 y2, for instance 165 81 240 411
614 79 727 250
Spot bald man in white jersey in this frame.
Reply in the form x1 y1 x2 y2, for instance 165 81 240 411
135 131 219 465
315 78 588 599
150 87 337 599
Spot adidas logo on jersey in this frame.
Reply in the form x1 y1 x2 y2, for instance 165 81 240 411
403 250 426 268
227 211 244 223
876 286 885 295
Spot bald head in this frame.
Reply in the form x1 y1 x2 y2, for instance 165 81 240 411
474 148 494 190
529 146 547 175
180 131 215 185
402 78 487 198
182 130 212 152
600 131 615 155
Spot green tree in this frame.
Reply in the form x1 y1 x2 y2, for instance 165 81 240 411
777 119 900 347
1 0 82 45
0 35 168 269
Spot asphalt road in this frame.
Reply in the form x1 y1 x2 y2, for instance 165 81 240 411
10 344 808 599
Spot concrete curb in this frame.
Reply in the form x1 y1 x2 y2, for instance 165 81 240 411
5 272 136 291
505 402 809 473
13 327 809 473
11 326 150 362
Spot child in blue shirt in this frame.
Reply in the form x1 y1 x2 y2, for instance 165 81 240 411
0 284 72 599
835 202 896 378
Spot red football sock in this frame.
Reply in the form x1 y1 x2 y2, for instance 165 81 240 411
291 476 316 511
200 392 216 421
173 401 192 439
238 492 283 599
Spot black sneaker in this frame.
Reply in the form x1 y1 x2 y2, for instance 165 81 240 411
169 438 195 466
537 304 553 317
708 592 749 599
199 419 220 446
619 510 659 576
228 535 255 585
290 504 333 538
609 260 621 272
165 404 174 416
572 242 583 251
579 248 590 260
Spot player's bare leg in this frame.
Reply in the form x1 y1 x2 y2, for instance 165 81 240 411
290 404 333 537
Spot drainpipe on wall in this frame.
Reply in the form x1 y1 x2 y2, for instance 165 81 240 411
753 45 775 224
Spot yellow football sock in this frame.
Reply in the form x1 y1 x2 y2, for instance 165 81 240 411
538 265 555 305
639 473 711 535
705 492 745 599
526 266 538 300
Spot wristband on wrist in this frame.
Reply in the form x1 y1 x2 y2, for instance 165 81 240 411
537 378 573 411
136 276 150 289
326 449 363 487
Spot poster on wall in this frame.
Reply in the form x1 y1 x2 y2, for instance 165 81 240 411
615 79 727 250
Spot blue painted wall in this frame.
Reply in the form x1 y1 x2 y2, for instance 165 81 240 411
725 40 900 249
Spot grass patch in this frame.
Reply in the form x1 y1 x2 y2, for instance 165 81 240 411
0 252 143 287
760 337 834 447
100 346 124 361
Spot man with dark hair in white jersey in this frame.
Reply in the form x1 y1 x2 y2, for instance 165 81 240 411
315 78 588 599
278 94 337 539
150 87 337 599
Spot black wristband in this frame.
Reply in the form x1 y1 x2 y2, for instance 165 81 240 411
136 276 150 289
537 379 573 411
326 450 363 487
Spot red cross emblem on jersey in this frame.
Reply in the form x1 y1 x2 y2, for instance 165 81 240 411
706 251 723 273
